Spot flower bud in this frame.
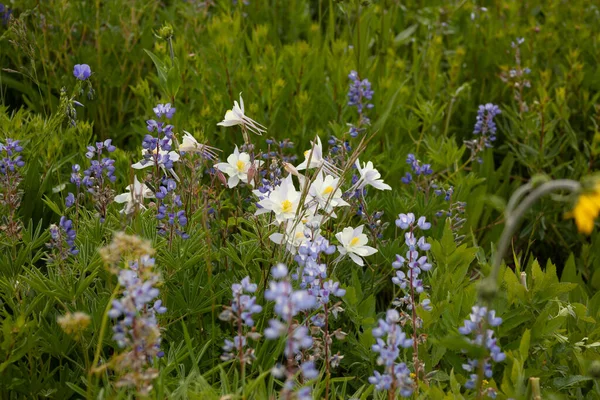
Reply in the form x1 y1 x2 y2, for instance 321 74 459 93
216 169 227 186
157 23 174 39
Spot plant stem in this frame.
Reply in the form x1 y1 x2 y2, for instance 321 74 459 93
489 179 580 284
87 285 120 400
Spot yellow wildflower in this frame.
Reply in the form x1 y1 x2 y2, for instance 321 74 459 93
567 184 600 234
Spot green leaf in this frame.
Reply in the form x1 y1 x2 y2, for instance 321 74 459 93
519 329 530 360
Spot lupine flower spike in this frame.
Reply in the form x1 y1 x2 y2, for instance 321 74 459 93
264 264 317 398
101 234 166 395
459 306 505 398
220 277 262 375
393 213 433 382
0 138 25 239
369 310 415 397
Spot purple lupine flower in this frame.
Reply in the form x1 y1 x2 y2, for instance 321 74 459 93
390 212 434 383
347 70 374 113
65 192 75 208
459 306 504 398
155 178 188 239
264 264 319 397
220 276 262 363
47 216 79 260
473 104 501 147
402 154 433 187
347 70 374 137
153 103 176 120
0 138 26 239
369 309 414 397
70 164 82 187
105 242 166 395
81 140 117 221
0 139 25 174
73 64 92 81
0 3 12 25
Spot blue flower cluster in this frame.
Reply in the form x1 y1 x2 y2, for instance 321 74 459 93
0 3 12 25
293 228 346 367
348 70 374 115
81 139 117 221
264 264 318 398
368 309 414 397
459 306 505 398
256 155 290 198
401 154 433 185
156 177 189 239
263 138 297 163
83 139 117 190
433 186 467 242
347 70 374 138
0 139 26 238
356 208 387 239
473 104 501 148
108 254 166 393
0 139 25 174
47 216 79 260
220 277 262 364
137 103 176 172
393 214 432 313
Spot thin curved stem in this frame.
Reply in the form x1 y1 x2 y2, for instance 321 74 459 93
489 179 580 283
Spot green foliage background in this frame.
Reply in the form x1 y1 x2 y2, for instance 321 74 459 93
1 0 600 399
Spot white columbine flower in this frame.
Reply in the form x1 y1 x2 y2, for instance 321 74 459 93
308 172 348 215
352 159 391 191
114 176 154 214
179 131 220 159
255 175 300 224
336 225 377 266
215 146 263 188
217 93 267 135
269 219 309 253
296 136 340 177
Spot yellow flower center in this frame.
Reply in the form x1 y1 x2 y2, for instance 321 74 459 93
281 200 293 213
236 160 245 172
323 186 334 195
304 150 311 158
350 237 360 246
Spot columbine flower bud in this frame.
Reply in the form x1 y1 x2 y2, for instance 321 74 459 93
283 162 300 177
520 271 528 290
157 23 174 39
247 163 257 184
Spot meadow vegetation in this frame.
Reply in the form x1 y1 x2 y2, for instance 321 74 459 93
1 1 600 399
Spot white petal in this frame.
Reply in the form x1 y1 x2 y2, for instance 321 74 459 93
348 253 364 266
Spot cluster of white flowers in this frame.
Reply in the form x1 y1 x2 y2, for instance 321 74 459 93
114 94 389 267
213 95 390 266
